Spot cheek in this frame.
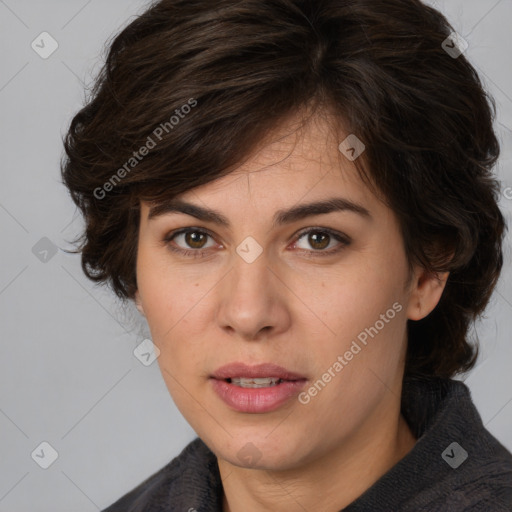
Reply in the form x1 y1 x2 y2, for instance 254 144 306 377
297 259 408 377
306 263 403 330
137 274 223 387
142 280 208 347
136 245 210 338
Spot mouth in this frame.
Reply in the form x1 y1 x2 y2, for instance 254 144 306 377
225 377 289 388
211 362 307 384
210 362 308 413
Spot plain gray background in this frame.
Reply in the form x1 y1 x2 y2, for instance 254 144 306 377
1 0 511 510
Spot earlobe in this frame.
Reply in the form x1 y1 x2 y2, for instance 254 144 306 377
406 268 449 321
134 291 146 317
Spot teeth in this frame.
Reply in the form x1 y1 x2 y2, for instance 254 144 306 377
230 377 283 388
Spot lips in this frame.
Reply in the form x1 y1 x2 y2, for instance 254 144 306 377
210 362 308 413
211 362 306 381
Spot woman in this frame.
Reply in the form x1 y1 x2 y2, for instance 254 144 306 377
61 0 512 510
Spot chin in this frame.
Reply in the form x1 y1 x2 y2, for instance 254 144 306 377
212 431 307 472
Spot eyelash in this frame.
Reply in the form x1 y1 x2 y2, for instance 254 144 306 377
162 227 351 259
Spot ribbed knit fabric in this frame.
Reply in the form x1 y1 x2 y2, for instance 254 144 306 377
102 377 512 511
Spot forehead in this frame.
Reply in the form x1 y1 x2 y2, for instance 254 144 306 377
140 109 384 221
186 112 370 199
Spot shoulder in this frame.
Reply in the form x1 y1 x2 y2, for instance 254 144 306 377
403 378 512 511
345 378 512 512
101 437 219 512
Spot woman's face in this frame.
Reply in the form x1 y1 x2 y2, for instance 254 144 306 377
135 113 444 471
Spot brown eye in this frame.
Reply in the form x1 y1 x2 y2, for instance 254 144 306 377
308 232 330 250
293 228 351 256
164 228 217 254
184 231 208 249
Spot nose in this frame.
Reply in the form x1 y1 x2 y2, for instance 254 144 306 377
216 252 291 341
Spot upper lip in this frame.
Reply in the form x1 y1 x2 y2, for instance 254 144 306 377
211 362 307 381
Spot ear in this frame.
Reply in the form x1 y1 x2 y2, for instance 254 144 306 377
406 266 449 321
134 291 146 317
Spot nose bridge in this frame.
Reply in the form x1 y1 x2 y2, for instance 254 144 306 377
229 232 272 291
229 250 273 307
216 248 288 339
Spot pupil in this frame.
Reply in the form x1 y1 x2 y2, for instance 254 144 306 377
186 232 206 248
309 232 329 250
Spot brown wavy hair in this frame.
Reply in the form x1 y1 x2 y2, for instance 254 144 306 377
60 0 506 381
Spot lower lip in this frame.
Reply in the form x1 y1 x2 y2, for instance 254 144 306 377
210 378 307 413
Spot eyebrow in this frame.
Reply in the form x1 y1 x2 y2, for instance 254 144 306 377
147 197 372 228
